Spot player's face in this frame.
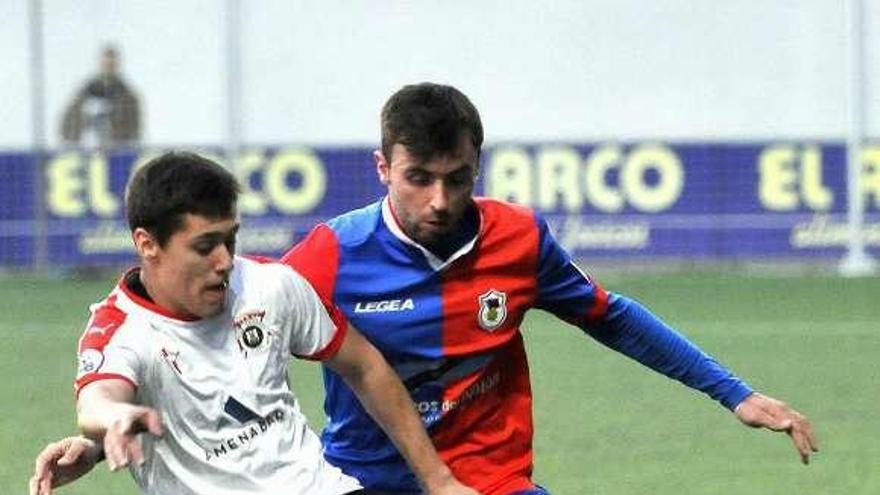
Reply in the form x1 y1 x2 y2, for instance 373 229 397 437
375 134 478 248
140 214 238 319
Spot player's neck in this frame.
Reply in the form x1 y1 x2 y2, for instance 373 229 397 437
135 266 167 311
424 204 479 261
125 267 153 302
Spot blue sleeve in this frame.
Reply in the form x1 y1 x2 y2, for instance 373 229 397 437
531 212 752 411
534 213 608 320
586 295 753 411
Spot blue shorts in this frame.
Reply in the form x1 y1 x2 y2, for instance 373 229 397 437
348 484 551 495
511 487 551 495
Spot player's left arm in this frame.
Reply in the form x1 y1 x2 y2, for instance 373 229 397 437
323 325 478 495
589 297 819 464
531 213 818 464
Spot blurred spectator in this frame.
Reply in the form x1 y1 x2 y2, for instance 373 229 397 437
60 44 141 150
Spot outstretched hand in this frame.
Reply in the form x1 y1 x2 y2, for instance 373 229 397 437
103 404 163 471
734 392 819 464
29 436 102 495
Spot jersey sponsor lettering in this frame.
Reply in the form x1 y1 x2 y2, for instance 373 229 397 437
414 370 501 425
204 409 286 462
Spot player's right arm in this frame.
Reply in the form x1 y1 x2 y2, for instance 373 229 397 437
76 380 163 471
323 325 477 495
74 290 161 471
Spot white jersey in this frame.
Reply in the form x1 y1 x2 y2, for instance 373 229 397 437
75 257 362 495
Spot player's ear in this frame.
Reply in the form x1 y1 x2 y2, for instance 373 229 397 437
132 227 160 260
374 150 390 186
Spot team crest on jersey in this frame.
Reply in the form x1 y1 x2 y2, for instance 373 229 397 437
477 289 508 331
233 310 274 355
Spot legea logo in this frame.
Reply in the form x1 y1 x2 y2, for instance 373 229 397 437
354 298 415 313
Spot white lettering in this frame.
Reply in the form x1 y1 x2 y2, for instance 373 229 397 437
354 298 416 313
414 371 502 421
791 215 880 248
552 216 651 251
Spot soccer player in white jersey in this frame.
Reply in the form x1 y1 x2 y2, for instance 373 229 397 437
30 151 477 495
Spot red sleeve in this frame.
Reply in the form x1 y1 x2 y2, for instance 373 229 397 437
78 295 127 352
296 322 348 361
75 294 137 395
280 224 340 303
280 224 348 352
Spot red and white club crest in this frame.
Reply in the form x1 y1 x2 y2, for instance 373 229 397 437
477 289 508 332
233 309 274 355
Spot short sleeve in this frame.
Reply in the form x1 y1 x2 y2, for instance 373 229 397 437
280 224 340 304
279 267 347 361
74 295 141 396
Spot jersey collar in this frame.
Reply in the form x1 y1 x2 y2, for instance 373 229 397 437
380 197 481 272
117 267 202 322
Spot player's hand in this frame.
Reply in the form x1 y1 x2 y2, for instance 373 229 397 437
29 436 102 495
734 392 819 464
423 473 481 495
102 404 163 471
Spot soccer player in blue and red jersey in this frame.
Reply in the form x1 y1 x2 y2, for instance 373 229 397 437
32 83 817 495
279 83 818 494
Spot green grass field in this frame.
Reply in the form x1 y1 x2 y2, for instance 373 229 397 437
2 269 878 494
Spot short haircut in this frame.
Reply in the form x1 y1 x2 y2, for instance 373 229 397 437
380 82 483 164
125 151 239 246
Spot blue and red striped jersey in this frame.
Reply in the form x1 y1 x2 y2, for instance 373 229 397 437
281 197 751 494
281 197 610 494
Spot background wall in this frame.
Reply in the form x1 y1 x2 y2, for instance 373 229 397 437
1 0 879 149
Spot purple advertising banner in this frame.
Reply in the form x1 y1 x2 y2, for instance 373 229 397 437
1 143 878 267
